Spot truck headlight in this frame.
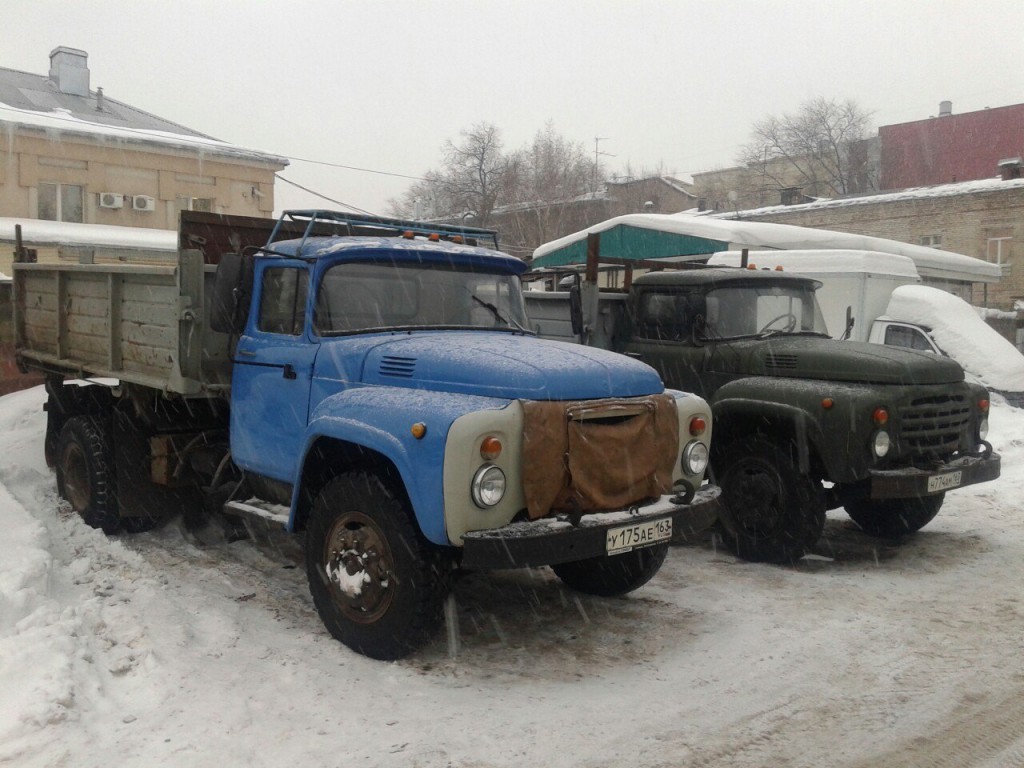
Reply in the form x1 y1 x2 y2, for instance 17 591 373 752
979 417 989 441
682 441 709 476
872 430 891 458
471 465 506 508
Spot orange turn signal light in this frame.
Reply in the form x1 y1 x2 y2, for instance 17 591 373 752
872 408 889 426
688 416 707 436
411 422 427 439
979 398 990 413
480 436 502 460
822 398 834 410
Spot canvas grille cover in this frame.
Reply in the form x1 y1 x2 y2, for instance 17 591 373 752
521 394 678 519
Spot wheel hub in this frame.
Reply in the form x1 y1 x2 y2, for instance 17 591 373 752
323 511 395 623
727 461 783 534
61 443 91 512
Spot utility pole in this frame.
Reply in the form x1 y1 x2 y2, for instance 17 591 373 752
593 137 614 191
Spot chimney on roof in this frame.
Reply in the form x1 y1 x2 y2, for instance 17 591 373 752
48 46 90 97
999 157 1022 181
939 100 952 117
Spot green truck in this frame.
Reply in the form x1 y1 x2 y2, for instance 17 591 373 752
525 235 1000 563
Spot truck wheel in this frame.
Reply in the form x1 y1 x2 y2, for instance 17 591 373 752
306 473 450 660
844 494 944 537
552 543 669 597
716 438 825 564
55 416 120 534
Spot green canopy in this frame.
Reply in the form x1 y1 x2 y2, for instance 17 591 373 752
531 224 729 268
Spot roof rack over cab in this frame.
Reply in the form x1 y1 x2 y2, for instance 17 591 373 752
265 209 500 254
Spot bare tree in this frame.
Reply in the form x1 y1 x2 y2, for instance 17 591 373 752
501 122 603 246
739 97 877 199
388 123 509 225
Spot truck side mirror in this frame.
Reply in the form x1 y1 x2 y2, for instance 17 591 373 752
569 282 583 337
839 306 855 341
210 252 253 335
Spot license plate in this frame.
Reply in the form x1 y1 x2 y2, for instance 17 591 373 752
927 471 963 492
606 518 672 555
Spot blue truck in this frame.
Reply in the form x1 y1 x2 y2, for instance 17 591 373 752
13 210 719 659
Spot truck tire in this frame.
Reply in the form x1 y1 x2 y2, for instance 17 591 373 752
306 473 450 660
716 437 825 564
55 416 120 534
844 494 944 537
552 543 669 597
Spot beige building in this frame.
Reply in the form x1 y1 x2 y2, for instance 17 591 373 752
718 176 1024 311
0 46 287 273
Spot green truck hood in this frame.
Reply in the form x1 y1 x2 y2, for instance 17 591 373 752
708 336 965 386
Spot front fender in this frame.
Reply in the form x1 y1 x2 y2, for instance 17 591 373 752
711 377 828 476
291 386 510 544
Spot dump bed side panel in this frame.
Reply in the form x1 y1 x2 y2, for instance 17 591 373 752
13 250 231 394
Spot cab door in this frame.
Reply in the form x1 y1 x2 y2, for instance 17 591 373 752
621 289 708 397
230 263 318 482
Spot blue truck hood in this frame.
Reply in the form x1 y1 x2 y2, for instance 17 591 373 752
353 332 664 400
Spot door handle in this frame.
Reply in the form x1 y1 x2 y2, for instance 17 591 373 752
283 363 297 380
237 349 256 357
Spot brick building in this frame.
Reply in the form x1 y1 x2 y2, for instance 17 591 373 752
879 101 1024 190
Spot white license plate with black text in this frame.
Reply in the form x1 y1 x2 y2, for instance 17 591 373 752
606 518 672 555
927 471 963 492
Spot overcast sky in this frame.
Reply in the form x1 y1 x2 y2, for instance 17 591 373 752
5 0 1024 217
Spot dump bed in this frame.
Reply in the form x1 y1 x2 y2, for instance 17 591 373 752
14 250 233 395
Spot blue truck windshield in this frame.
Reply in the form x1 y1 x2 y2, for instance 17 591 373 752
314 261 530 335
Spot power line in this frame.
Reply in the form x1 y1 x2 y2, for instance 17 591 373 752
275 175 376 215
286 155 430 182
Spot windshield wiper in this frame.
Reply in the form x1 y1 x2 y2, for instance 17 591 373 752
469 293 530 333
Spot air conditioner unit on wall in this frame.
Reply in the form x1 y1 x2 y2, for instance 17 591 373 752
99 192 124 209
133 195 156 212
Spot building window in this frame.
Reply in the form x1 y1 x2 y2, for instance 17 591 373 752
987 235 1013 272
38 183 84 223
919 234 943 248
176 196 214 214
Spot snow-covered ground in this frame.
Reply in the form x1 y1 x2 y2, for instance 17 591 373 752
2 385 1023 767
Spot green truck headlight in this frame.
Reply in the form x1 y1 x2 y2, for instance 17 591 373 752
471 465 506 508
682 441 709 476
979 417 989 441
873 430 891 458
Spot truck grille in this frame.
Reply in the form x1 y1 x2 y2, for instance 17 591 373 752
898 394 970 455
379 355 416 378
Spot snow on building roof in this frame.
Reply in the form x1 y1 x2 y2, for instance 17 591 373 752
0 102 288 168
0 218 177 251
718 176 1024 218
532 212 1001 283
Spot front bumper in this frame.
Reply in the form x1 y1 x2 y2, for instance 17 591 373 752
459 485 721 570
869 451 1001 499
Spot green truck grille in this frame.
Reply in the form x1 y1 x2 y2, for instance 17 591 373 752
898 394 970 455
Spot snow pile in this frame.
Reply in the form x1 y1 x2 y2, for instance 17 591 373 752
1 384 1024 766
884 284 1024 393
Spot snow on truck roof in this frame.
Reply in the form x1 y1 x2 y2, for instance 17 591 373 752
532 212 1001 283
708 250 922 280
267 235 528 273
